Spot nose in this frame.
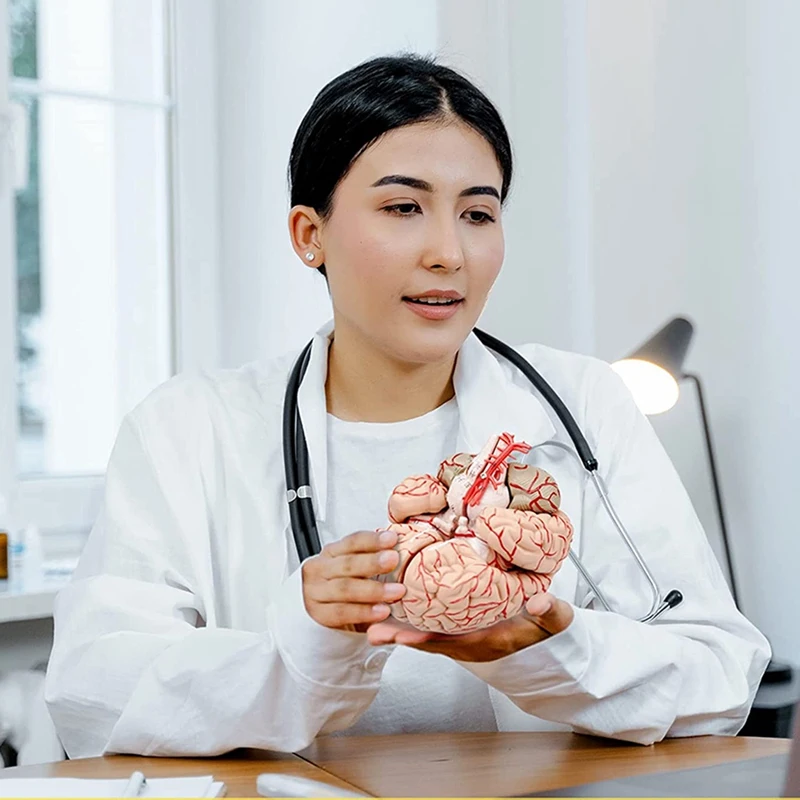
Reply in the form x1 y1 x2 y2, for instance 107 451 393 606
422 215 464 272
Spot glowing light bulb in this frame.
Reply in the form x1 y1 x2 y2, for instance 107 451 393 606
611 358 680 415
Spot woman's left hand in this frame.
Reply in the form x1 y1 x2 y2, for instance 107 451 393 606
365 593 574 662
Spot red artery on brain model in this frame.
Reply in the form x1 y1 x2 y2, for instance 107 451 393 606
382 432 574 634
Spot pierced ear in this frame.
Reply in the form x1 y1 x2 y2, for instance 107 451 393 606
288 205 324 267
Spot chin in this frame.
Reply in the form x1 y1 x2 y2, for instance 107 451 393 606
386 323 471 366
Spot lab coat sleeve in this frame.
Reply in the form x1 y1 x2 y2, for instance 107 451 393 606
45 389 385 758
460 360 771 745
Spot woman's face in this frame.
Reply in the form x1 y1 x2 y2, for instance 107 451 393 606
318 120 505 365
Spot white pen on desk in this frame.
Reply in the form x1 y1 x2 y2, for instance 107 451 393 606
122 770 147 797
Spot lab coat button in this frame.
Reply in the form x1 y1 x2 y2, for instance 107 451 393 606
364 649 389 672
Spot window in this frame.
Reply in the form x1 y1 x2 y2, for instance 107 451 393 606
1 0 217 544
10 0 173 478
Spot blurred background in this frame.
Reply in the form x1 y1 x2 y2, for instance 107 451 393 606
0 0 798 725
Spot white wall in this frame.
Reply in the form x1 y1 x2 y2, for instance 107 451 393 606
584 0 800 662
586 0 757 578
739 0 800 661
439 0 593 353
216 0 438 367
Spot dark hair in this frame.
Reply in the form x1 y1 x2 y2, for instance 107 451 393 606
288 54 513 277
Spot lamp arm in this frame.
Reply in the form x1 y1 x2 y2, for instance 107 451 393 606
682 372 741 608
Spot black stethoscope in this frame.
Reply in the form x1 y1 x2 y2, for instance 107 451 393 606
283 328 683 622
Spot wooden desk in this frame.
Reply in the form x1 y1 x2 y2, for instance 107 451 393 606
0 734 790 797
0 749 363 798
301 732 790 797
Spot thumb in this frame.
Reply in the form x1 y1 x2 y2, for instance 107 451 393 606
524 593 574 635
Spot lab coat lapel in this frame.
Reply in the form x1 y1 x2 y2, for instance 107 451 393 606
454 332 556 453
295 323 333 528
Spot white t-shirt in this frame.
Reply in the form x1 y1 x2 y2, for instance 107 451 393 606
323 398 499 735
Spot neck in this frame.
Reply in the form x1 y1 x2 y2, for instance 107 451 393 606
325 325 456 423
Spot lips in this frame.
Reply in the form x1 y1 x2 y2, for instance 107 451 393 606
404 289 464 303
402 290 465 321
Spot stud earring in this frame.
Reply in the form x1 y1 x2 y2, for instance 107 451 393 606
305 252 315 262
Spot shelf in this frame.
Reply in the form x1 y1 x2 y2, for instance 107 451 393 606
0 576 71 624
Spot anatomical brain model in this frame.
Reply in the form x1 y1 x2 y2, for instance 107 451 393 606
382 433 574 634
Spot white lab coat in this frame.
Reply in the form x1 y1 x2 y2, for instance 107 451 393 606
44 324 770 758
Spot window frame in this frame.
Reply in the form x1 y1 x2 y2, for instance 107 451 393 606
0 0 220 543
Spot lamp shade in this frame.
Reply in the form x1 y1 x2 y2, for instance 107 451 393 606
611 317 695 415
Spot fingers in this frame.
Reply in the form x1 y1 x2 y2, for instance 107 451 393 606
317 548 399 579
302 529 406 631
523 593 574 635
318 602 395 629
324 529 397 558
307 577 405 605
306 530 399 583
302 581 404 629
366 620 436 647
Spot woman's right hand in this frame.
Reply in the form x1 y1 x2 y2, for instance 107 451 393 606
301 529 406 632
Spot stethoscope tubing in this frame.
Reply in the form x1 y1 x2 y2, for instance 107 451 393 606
283 329 682 623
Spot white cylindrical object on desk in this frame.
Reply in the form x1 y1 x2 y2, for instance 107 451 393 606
257 773 369 798
121 770 147 797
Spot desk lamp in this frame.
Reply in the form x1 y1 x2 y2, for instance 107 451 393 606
612 316 792 685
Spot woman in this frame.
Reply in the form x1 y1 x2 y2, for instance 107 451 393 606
45 55 769 758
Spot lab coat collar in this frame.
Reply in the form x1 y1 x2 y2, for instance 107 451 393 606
453 332 556 455
296 322 556 526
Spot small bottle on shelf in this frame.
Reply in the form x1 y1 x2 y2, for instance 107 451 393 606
0 532 7 580
0 495 9 580
9 525 26 590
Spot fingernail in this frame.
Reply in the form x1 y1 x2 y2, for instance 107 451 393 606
379 530 397 547
383 583 405 599
378 550 397 568
372 604 390 615
529 599 551 616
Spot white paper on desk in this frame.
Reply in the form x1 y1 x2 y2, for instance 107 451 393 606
0 775 226 797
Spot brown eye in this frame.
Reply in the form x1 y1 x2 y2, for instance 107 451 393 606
383 203 421 216
465 210 496 225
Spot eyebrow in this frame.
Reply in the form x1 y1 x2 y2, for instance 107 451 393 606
371 174 500 201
